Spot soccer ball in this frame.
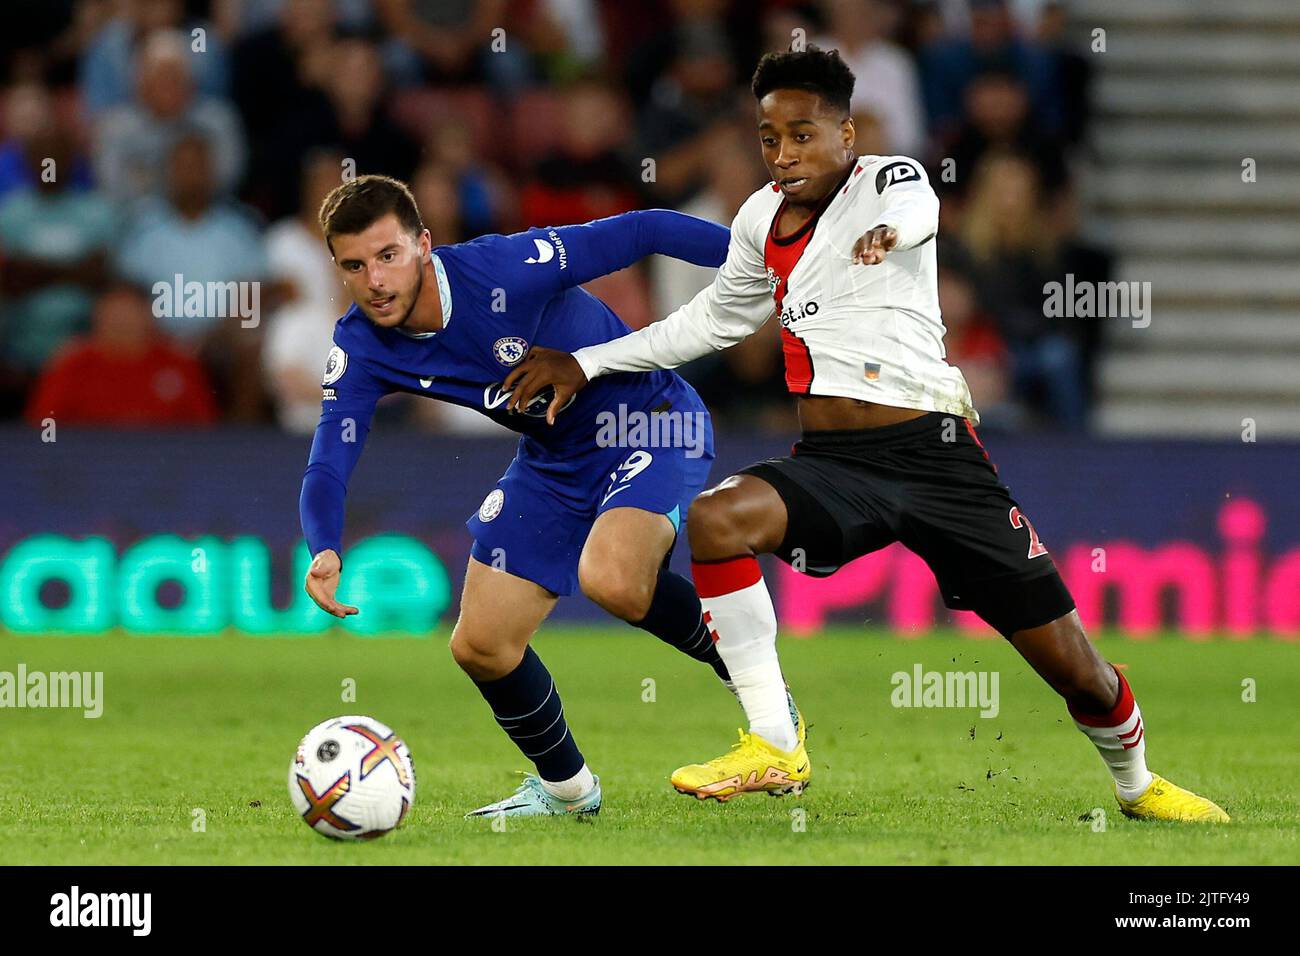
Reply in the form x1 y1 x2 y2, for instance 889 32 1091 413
288 715 416 840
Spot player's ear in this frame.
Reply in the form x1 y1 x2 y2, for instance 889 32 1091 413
418 228 432 257
841 116 855 154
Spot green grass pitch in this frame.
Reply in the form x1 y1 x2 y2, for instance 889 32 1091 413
0 628 1295 865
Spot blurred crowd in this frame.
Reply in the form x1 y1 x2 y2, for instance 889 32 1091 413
0 0 1109 435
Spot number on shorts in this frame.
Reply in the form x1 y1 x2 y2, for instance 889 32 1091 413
601 451 655 506
616 450 654 482
1009 506 1048 559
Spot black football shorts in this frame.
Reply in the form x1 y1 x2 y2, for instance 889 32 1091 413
740 412 1075 638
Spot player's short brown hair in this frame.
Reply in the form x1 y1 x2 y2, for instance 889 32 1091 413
318 174 424 251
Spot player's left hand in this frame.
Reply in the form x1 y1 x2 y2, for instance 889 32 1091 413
502 346 589 425
852 225 898 265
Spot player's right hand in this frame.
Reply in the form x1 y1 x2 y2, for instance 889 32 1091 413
852 224 898 265
305 549 359 618
501 347 588 425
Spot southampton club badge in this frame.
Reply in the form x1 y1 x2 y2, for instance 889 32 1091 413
322 345 348 385
478 489 504 522
493 337 528 367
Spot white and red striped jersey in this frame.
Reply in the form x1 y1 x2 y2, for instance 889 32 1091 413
572 154 979 423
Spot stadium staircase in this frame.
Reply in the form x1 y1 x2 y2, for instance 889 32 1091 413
1072 0 1300 437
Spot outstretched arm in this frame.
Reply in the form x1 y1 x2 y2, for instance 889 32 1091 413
503 201 773 420
505 209 730 296
299 349 387 616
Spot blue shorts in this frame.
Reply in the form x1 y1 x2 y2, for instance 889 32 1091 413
466 400 714 596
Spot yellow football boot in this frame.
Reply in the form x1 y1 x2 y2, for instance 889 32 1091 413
1117 773 1230 823
672 730 810 801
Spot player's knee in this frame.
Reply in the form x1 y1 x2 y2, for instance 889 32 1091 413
579 561 654 622
687 488 748 556
448 627 515 681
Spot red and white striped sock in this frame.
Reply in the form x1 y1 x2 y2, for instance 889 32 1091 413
692 556 798 752
1068 667 1153 800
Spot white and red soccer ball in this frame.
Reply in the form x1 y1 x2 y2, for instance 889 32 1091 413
289 715 416 840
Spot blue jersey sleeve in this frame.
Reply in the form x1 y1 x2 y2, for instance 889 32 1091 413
299 343 390 559
496 209 729 299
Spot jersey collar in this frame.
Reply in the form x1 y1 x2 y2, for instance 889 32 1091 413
395 252 452 339
769 163 856 246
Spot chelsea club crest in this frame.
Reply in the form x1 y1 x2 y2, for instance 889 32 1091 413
493 337 528 367
478 489 504 522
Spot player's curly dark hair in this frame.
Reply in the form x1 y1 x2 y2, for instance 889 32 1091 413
750 45 856 117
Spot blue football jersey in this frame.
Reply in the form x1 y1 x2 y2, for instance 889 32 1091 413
300 209 730 558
